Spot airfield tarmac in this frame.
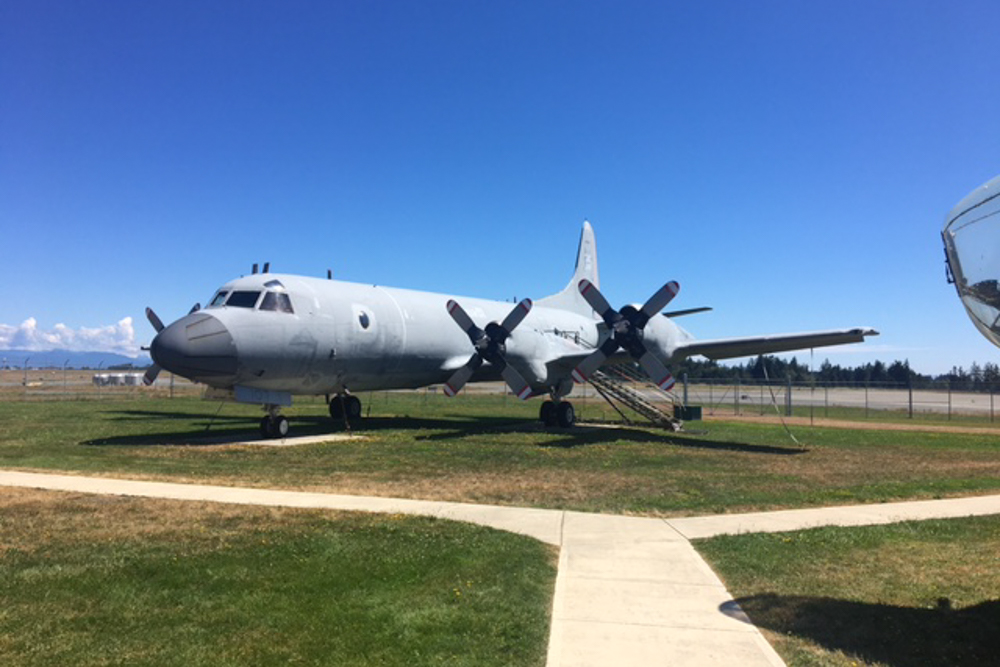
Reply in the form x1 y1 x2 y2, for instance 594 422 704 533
4 467 1000 667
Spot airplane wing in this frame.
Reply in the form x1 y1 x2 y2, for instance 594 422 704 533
672 327 878 361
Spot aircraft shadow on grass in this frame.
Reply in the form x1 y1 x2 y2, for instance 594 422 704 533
415 421 805 454
79 408 804 456
724 593 1000 667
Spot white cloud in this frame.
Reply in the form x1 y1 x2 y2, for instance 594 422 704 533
0 317 141 356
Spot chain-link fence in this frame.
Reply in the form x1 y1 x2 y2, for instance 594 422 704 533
679 376 1000 422
6 368 1000 425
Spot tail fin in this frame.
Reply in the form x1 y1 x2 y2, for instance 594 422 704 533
536 221 600 316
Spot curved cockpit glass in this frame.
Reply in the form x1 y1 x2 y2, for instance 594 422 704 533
210 290 229 307
943 174 1000 348
260 291 294 313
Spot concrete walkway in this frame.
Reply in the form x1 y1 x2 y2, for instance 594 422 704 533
4 470 1000 666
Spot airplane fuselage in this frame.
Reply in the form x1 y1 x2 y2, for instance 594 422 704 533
150 272 693 398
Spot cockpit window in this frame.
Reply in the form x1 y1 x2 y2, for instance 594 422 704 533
259 291 294 314
226 291 262 308
209 291 229 307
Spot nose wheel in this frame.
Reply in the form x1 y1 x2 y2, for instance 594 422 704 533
260 413 289 439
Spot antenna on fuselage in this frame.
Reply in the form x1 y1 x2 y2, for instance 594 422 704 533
263 262 270 273
252 263 258 274
327 269 333 280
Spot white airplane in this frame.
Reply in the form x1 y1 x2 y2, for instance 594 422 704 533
144 222 877 437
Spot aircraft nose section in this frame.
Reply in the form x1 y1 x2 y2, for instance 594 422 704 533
150 312 238 384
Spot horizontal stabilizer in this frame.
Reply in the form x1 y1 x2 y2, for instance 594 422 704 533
674 328 879 361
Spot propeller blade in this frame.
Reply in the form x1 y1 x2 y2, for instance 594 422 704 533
447 300 485 343
143 363 161 386
189 302 201 314
145 307 164 333
499 298 533 334
638 350 675 391
500 364 533 400
640 281 680 320
571 348 607 384
443 355 482 397
577 279 619 325
663 306 712 318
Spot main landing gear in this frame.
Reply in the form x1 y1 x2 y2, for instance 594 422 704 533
328 394 362 423
539 400 575 428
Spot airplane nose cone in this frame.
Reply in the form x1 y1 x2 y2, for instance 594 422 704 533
150 312 238 384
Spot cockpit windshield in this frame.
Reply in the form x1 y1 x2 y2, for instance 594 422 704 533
205 286 294 314
226 291 262 308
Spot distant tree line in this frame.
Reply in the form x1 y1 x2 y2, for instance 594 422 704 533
672 356 1000 393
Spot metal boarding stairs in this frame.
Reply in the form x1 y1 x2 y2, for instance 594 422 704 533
588 363 684 431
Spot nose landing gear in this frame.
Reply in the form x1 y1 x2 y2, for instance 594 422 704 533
260 404 289 439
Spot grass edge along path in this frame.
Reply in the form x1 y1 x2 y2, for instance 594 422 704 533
695 516 1000 667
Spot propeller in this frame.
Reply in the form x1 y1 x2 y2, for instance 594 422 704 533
571 279 680 391
143 307 164 386
444 298 534 399
142 303 198 385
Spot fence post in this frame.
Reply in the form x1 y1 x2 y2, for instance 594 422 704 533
991 385 995 423
948 382 952 421
683 373 689 407
908 381 913 419
865 382 869 419
709 381 714 415
735 378 740 415
786 377 792 416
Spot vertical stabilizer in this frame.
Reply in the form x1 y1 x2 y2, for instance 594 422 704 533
537 221 600 316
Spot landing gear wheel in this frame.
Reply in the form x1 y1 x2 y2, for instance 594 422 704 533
329 395 363 423
540 400 557 427
260 415 289 439
556 401 576 428
329 396 344 420
345 395 362 420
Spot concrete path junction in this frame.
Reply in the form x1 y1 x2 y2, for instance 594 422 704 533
3 469 1000 666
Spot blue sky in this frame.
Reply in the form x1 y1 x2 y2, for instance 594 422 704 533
3 1 1000 373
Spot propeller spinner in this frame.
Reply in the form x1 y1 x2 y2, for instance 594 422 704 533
142 303 199 386
444 298 534 399
571 279 679 391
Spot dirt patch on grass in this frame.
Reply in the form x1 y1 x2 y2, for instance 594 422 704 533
0 487 349 554
705 413 1000 435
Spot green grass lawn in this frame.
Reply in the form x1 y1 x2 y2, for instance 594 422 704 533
3 393 1000 666
0 488 556 667
696 516 1000 666
2 393 1000 515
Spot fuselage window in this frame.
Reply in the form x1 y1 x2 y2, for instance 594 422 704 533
260 291 295 314
226 290 262 308
209 291 229 307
